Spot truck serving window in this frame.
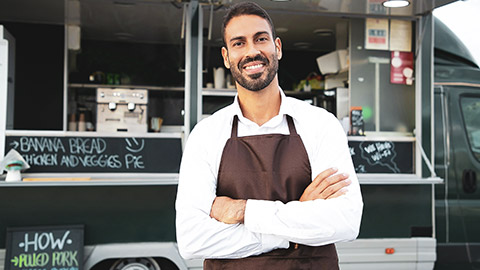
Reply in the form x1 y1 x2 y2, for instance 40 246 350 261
460 96 480 160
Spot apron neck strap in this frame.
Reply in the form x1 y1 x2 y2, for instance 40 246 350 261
286 115 298 135
231 115 239 138
231 114 298 138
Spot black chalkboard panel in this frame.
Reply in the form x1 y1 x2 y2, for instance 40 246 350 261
4 136 182 173
4 225 84 270
349 140 414 173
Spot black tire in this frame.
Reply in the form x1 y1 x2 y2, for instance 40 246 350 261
110 257 161 270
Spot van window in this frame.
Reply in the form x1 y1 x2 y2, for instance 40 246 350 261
460 96 480 160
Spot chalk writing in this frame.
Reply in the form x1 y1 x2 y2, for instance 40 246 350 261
20 231 71 252
6 226 83 270
349 140 414 174
23 154 58 166
10 251 79 269
68 138 106 155
355 165 367 173
59 155 122 169
8 137 142 171
10 253 49 268
125 154 144 169
51 251 78 267
5 135 181 173
359 141 400 173
350 109 364 136
19 137 66 153
125 138 145 153
351 110 363 125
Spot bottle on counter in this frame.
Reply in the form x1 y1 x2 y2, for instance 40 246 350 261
78 113 86 132
68 113 77 131
85 110 95 131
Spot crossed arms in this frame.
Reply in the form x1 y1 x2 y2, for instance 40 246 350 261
175 119 363 260
210 168 351 224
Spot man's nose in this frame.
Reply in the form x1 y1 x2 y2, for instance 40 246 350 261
245 42 261 58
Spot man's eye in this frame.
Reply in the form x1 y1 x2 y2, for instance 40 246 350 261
257 37 268 42
232 41 243 47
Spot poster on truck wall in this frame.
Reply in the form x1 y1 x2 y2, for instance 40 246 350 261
4 225 84 270
365 18 389 50
391 51 414 85
390 19 412 52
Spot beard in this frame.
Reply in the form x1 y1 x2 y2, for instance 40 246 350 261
228 53 278 92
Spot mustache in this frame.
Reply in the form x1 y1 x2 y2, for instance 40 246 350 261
238 54 269 70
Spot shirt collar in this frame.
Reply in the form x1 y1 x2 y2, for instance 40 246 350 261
229 88 296 126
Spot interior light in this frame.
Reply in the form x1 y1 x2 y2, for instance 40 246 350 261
313 29 334 37
293 42 311 49
113 0 137 6
382 0 410 8
276 27 289 33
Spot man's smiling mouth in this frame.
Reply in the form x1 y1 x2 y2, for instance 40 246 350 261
245 64 264 70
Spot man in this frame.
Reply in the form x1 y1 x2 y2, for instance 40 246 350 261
175 2 363 269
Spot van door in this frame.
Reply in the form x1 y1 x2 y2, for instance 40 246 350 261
437 84 480 269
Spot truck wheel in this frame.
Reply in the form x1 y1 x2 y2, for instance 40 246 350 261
110 257 161 270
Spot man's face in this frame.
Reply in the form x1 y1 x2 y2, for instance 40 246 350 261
221 15 282 92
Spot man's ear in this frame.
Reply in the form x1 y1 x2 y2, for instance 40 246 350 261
275 37 282 60
221 47 231 69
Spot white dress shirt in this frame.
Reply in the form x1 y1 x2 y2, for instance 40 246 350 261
175 90 363 260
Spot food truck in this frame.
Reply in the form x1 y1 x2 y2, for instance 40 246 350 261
0 0 479 269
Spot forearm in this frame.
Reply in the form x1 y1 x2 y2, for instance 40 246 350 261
176 205 288 259
176 141 288 259
205 183 362 247
244 187 363 246
206 167 361 246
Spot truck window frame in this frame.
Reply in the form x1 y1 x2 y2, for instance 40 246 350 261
459 94 480 161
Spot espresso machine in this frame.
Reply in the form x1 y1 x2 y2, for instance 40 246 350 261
96 88 148 133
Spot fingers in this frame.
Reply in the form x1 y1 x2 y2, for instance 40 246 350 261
322 178 351 199
300 168 352 201
318 172 349 195
327 188 348 199
311 167 338 187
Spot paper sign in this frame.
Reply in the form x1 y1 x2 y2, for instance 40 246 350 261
367 0 388 15
390 51 414 85
365 18 389 50
390 19 412 52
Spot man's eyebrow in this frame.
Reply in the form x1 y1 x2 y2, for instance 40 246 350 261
229 35 245 43
253 31 270 38
228 31 271 43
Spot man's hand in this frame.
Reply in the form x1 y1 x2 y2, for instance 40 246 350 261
300 168 351 201
210 196 247 224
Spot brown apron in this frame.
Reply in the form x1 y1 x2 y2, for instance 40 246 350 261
204 115 339 270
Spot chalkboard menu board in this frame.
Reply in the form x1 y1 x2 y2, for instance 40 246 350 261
349 140 414 174
350 107 364 136
4 136 182 173
5 225 84 270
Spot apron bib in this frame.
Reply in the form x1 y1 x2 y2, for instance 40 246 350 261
204 115 338 270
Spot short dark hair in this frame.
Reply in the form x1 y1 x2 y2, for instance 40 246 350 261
222 1 276 46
